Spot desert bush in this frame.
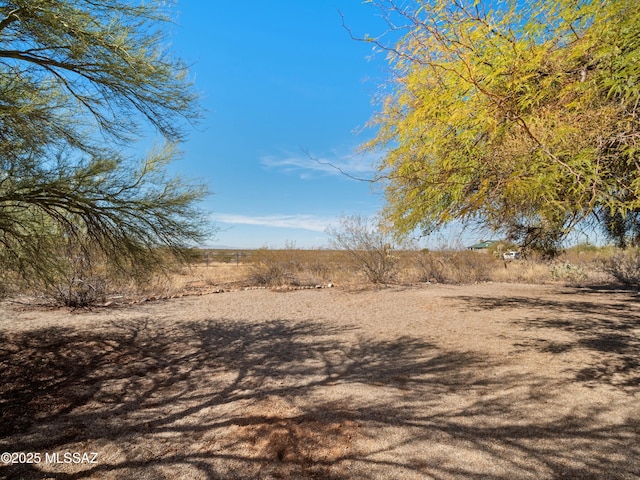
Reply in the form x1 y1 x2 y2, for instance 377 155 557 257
248 248 336 287
36 248 111 307
249 248 297 286
293 250 343 284
448 251 498 283
413 250 447 283
152 245 630 291
26 241 183 307
51 273 108 308
407 248 599 285
549 261 587 282
601 248 640 285
402 249 501 284
327 215 404 285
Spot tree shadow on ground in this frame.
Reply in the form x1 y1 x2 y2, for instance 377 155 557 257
562 283 640 298
454 288 640 388
1 312 638 479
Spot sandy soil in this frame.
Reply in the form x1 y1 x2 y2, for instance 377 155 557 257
0 283 638 479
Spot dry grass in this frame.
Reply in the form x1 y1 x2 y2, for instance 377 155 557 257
10 246 631 307
177 247 623 292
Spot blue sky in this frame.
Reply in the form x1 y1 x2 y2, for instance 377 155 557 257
163 1 395 249
154 2 608 250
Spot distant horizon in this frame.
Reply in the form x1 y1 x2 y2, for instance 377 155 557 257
202 236 609 252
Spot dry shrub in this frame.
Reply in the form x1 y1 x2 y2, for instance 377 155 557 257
447 250 498 283
51 272 108 308
407 250 499 284
49 265 181 307
336 247 400 285
601 248 640 285
184 263 252 286
35 250 111 307
248 249 341 287
327 215 406 285
170 246 623 291
27 246 192 307
411 250 447 283
249 248 298 286
490 260 552 284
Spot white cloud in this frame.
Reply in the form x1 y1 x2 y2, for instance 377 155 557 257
212 213 337 232
260 148 381 179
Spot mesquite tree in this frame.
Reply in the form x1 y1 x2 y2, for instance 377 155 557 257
359 0 640 252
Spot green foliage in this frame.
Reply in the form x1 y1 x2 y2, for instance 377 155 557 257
599 208 640 248
550 261 586 282
0 0 199 143
362 0 640 251
0 1 208 293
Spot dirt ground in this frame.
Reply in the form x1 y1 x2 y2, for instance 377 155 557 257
1 283 638 479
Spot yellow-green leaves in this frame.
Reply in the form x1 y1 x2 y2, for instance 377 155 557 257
365 0 640 246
